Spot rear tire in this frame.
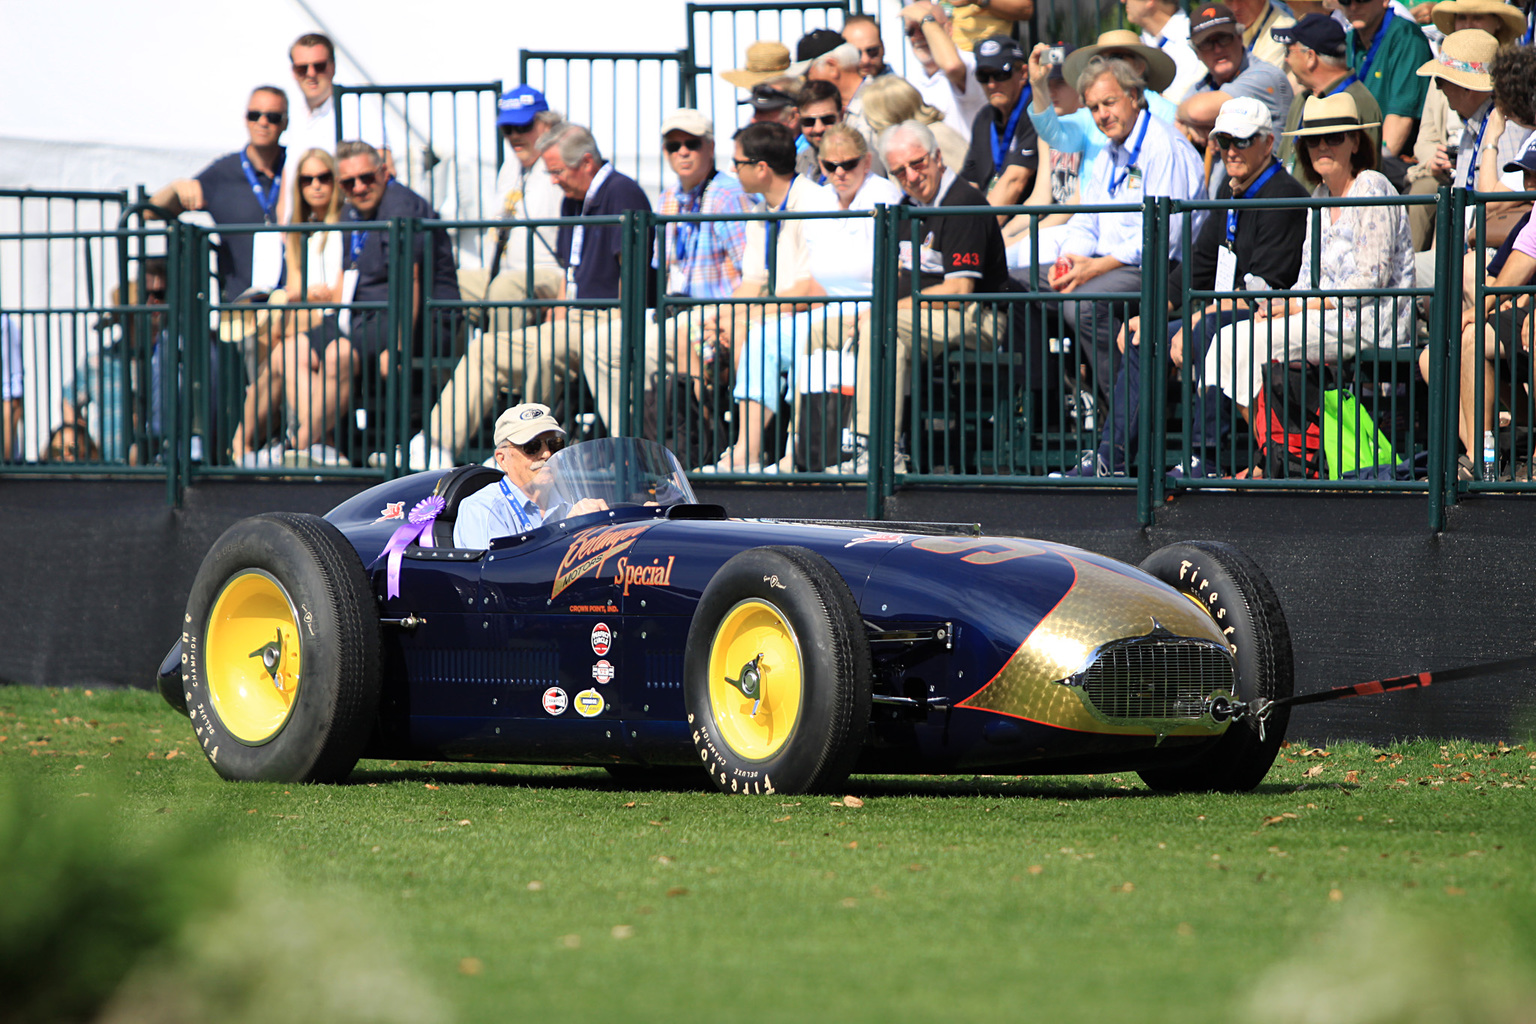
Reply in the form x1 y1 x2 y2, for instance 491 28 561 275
181 512 381 783
684 546 871 795
1136 540 1292 792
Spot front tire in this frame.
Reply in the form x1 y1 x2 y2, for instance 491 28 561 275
684 546 871 795
1136 540 1293 792
181 512 381 783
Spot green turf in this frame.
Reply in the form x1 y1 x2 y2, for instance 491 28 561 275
4 685 1535 1024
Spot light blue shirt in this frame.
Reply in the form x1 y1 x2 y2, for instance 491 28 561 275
453 476 547 548
1061 109 1208 267
1027 104 1108 184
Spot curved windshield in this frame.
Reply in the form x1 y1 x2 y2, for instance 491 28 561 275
537 437 698 511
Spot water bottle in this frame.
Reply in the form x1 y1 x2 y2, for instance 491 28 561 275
1482 429 1497 480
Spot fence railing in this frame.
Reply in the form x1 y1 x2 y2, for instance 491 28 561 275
4 187 1533 531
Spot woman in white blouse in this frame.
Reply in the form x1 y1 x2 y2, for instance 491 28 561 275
233 149 347 465
1203 95 1414 454
708 126 903 472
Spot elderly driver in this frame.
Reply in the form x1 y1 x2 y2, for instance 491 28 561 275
452 403 606 548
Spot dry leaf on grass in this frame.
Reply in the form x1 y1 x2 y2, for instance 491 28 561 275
1303 765 1325 778
611 925 634 939
458 957 483 976
843 795 864 808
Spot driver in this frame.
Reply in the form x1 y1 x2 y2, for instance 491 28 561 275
452 403 606 548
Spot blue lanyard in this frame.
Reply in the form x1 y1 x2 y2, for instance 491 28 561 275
672 174 716 276
1323 73 1359 98
1525 8 1534 44
498 478 538 533
1466 107 1493 188
1356 19 1389 83
345 206 368 268
990 87 1030 173
1109 113 1150 196
765 187 790 269
239 152 282 224
1225 160 1281 243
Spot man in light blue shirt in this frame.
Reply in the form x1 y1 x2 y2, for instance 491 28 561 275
1046 56 1207 400
453 403 604 548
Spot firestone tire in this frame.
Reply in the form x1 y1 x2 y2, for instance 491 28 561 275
684 546 871 796
1136 540 1293 793
181 512 381 783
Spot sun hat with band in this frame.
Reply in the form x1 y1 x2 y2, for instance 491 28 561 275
494 403 565 449
1060 29 1178 95
1431 0 1526 45
1283 91 1381 137
1416 28 1499 92
720 40 792 88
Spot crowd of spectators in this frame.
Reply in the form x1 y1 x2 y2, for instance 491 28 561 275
29 0 1536 480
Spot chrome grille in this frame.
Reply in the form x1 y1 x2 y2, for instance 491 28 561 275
1076 639 1234 722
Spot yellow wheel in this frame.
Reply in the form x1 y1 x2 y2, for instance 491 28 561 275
706 599 804 761
204 570 303 744
685 546 870 795
182 512 380 783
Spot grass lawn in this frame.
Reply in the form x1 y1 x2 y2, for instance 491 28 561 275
4 684 1535 1024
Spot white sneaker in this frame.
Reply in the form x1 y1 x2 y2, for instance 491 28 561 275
239 440 285 468
285 443 349 468
406 433 455 471
833 449 908 475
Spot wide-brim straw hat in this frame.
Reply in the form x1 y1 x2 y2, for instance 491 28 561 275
1283 91 1382 136
1060 30 1178 95
720 40 791 88
1416 28 1499 90
1431 0 1525 44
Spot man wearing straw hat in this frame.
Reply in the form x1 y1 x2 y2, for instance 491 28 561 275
1412 28 1530 286
1061 30 1185 124
720 41 793 90
1177 3 1294 151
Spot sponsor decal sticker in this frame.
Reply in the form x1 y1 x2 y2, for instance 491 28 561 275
542 687 568 716
574 688 605 717
592 659 615 684
375 501 405 522
570 604 620 614
591 622 612 656
844 532 905 548
613 555 675 596
552 524 652 598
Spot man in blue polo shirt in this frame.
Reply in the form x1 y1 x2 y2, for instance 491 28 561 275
150 86 288 302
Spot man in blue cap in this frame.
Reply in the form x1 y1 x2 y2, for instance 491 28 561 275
1273 13 1383 176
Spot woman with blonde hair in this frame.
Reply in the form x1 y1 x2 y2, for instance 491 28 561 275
856 74 969 175
232 147 350 465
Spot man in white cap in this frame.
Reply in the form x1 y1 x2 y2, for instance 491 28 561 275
452 403 606 548
656 109 752 303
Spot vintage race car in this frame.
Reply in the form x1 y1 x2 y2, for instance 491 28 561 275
158 438 1293 795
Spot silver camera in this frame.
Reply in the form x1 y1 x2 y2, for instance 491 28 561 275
1043 44 1066 66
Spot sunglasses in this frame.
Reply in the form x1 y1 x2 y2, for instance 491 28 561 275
508 435 565 458
1212 133 1260 151
887 153 932 180
975 68 1016 84
291 61 331 76
1302 131 1350 148
801 114 839 128
731 157 759 169
1195 32 1240 52
858 45 883 58
145 288 167 302
664 137 705 153
821 156 862 174
339 172 379 191
299 172 334 187
246 110 286 124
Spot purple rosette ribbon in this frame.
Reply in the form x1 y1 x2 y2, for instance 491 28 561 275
375 495 446 599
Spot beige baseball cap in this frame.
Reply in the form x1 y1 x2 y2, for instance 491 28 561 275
493 403 565 447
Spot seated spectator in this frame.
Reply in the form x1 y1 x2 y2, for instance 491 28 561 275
1417 30 1530 259
701 122 837 470
460 87 565 338
1177 3 1295 156
1040 57 1207 401
709 125 902 472
655 110 752 304
795 80 844 180
859 75 970 174
843 120 1010 474
740 83 802 133
149 86 289 374
1229 0 1297 68
1344 0 1434 159
958 36 1041 212
1 314 19 462
809 43 881 165
1405 0 1524 248
1274 14 1384 179
1062 31 1184 126
900 2 987 141
1122 0 1207 103
397 124 651 469
1005 43 1105 273
842 14 893 78
720 40 793 89
333 140 462 463
789 28 846 76
231 148 348 466
64 261 167 466
45 423 98 464
1203 93 1414 458
1066 97 1309 476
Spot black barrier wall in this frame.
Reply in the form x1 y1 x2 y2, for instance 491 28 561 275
3 479 1532 745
